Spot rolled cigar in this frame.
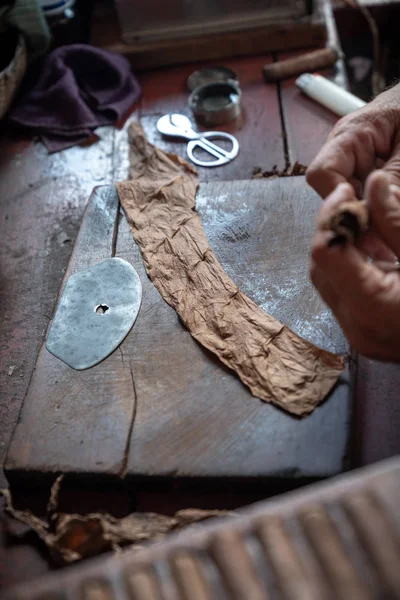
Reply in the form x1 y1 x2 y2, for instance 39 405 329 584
263 47 338 83
322 200 369 247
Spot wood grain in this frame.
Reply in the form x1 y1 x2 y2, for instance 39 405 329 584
118 178 351 479
138 55 286 181
170 553 212 600
299 505 369 600
5 187 136 481
99 25 326 71
6 178 352 483
208 530 267 600
277 50 339 167
3 458 400 600
0 128 116 489
115 0 309 44
257 516 320 600
126 570 161 600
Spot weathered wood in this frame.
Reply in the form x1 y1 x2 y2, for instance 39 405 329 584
277 50 339 167
96 24 326 71
277 0 348 166
115 0 310 44
5 187 136 480
6 178 352 483
170 553 212 600
0 129 116 488
3 458 400 600
126 570 161 600
118 178 352 479
257 516 322 600
208 530 266 599
92 0 329 72
138 55 286 181
353 358 400 466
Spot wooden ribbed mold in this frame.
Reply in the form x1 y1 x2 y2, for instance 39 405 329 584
2 458 400 600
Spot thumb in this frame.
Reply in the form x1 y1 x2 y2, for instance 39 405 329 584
366 170 400 257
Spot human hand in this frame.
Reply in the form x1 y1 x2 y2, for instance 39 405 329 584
310 171 400 361
306 82 400 199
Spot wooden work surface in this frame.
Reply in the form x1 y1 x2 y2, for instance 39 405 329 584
5 180 352 483
1 46 399 588
4 457 400 600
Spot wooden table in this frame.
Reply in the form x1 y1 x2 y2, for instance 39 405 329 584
0 50 399 588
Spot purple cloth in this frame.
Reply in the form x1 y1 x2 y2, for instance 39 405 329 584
8 44 141 152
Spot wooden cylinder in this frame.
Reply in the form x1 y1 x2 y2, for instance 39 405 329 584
263 47 338 82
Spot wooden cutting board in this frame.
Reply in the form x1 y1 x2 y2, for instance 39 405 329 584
5 179 353 484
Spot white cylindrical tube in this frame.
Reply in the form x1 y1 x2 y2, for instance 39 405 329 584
296 73 366 117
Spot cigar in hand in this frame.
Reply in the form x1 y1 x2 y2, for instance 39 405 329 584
322 200 369 247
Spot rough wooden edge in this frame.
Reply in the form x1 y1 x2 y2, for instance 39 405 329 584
2 458 399 599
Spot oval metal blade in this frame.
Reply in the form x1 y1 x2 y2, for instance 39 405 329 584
46 258 142 370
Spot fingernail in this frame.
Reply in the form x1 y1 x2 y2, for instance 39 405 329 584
336 182 351 192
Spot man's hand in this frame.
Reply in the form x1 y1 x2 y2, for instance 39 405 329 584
310 171 400 361
308 83 400 361
307 83 400 199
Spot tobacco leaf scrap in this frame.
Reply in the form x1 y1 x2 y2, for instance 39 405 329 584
1 487 233 564
252 161 307 180
117 124 344 417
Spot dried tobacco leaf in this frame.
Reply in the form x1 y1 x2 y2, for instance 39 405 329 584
252 162 307 179
117 124 344 417
1 486 232 564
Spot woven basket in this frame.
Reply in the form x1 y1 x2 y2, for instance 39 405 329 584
0 32 27 120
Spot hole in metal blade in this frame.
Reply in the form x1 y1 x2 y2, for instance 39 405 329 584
95 304 109 315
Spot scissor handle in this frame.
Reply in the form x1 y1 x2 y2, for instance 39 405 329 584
187 131 239 167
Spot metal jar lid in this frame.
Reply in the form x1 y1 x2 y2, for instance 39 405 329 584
187 66 238 92
188 80 242 127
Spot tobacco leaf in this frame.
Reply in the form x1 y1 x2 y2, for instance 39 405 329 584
1 486 232 564
117 123 344 417
252 162 307 179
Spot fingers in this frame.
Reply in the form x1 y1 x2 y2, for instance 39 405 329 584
307 101 400 199
359 229 395 262
310 263 340 310
366 170 400 257
306 136 353 198
316 182 358 227
311 181 393 314
310 178 400 360
311 230 382 314
306 130 377 199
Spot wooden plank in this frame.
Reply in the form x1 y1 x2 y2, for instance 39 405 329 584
5 187 136 481
117 178 352 479
277 0 348 166
0 128 116 489
3 457 400 600
138 55 286 181
115 0 309 44
0 129 121 586
91 0 325 71
6 178 353 483
277 50 339 166
96 24 326 71
353 359 400 466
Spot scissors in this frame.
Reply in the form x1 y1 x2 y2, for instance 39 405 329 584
156 114 239 167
